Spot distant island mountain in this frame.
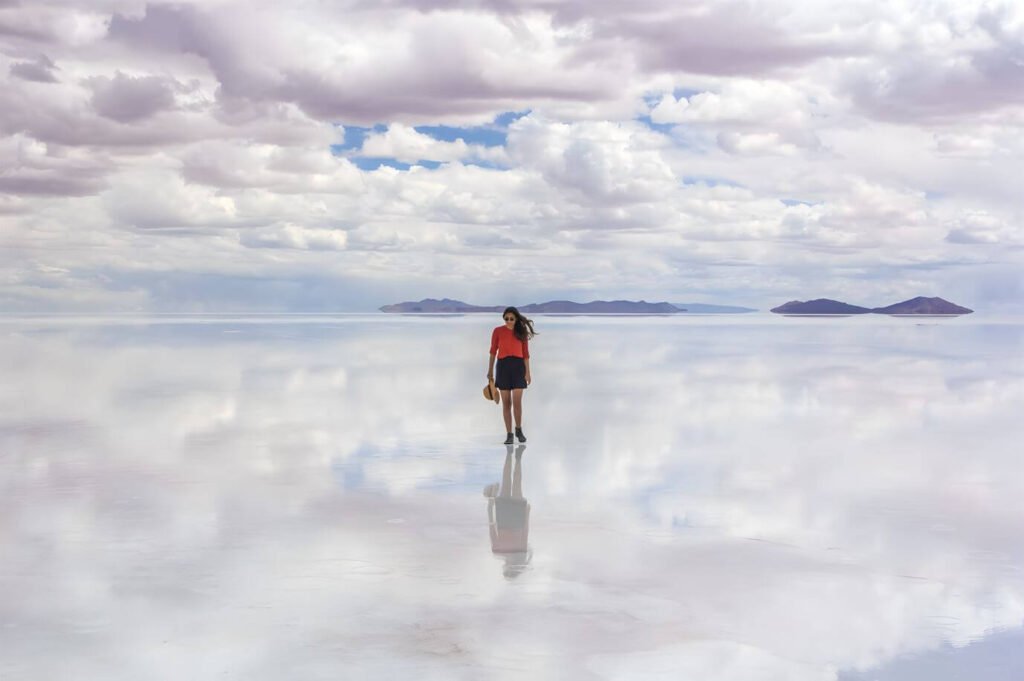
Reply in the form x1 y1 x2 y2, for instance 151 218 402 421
380 298 493 313
771 296 972 315
771 299 873 315
380 298 683 313
872 296 973 315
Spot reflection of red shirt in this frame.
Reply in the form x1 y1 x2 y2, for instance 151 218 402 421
490 498 530 553
490 326 530 359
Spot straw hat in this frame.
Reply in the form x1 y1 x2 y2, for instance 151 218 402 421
483 379 500 403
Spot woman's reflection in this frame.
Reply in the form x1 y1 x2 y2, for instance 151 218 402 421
483 444 531 579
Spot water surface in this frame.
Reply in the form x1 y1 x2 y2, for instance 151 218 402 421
2 314 1022 680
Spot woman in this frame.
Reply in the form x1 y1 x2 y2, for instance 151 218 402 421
487 307 537 444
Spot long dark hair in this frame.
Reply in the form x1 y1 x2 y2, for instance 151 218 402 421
503 306 537 342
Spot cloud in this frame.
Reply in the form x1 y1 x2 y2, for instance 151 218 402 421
356 124 507 164
650 80 828 155
0 133 110 196
0 73 337 150
841 1 1024 122
716 131 803 157
105 3 619 124
0 174 104 196
653 81 816 126
9 54 59 82
932 123 1024 158
103 169 240 230
945 211 1023 246
87 72 181 123
506 116 677 206
595 2 857 76
240 223 348 251
180 141 361 192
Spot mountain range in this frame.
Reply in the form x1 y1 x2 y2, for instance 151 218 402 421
379 299 684 313
771 296 973 315
381 296 972 315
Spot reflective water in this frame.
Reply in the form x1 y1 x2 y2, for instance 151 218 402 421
2 314 1022 680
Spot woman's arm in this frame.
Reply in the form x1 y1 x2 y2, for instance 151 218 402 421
488 328 498 379
522 335 531 384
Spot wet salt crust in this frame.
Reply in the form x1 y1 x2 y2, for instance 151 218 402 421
2 314 1022 680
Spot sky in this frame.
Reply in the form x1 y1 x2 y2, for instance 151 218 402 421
1 0 1022 313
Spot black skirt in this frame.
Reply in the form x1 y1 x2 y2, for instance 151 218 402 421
495 356 527 390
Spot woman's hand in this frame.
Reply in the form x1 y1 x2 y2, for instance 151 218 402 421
487 371 493 380
525 372 532 385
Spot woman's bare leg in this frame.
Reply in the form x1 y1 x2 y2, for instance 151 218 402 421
500 390 513 432
512 389 524 428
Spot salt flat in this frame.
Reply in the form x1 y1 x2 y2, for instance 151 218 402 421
2 314 1022 680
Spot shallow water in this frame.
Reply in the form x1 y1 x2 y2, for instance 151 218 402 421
2 314 1022 680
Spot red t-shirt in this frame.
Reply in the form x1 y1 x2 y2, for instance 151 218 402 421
490 325 530 359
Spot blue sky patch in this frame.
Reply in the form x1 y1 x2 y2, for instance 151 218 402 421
451 158 503 170
331 124 386 154
642 88 703 108
494 110 530 126
411 110 531 147
352 157 413 171
673 87 703 100
636 115 675 134
415 124 506 147
353 158 444 171
682 175 743 189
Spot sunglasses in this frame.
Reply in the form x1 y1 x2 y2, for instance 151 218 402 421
504 316 515 321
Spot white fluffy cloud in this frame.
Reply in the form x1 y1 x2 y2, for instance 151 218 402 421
506 117 677 205
357 124 507 164
651 81 816 127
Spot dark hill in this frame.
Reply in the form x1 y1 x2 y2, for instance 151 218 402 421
770 299 873 314
379 298 496 313
872 297 973 315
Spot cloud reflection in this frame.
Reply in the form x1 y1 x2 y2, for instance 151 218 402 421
1 315 1022 678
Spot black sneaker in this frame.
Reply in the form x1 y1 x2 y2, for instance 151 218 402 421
515 427 527 443
504 432 514 445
